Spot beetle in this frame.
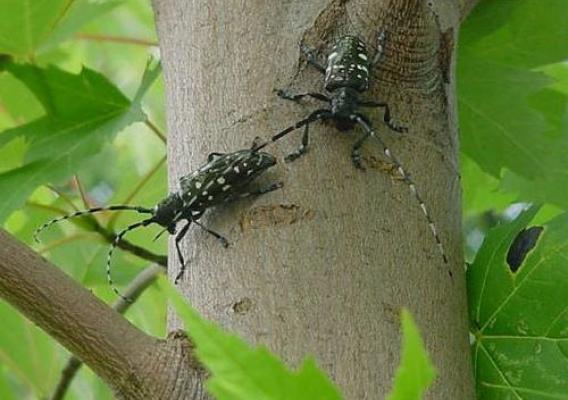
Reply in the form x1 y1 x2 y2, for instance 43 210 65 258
35 144 282 300
254 32 448 266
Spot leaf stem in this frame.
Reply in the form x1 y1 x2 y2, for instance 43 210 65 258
73 175 92 209
74 33 159 47
46 185 80 212
144 119 167 143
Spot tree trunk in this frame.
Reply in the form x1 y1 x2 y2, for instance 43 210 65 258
153 0 474 399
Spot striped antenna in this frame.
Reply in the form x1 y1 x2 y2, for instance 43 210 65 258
354 115 449 265
106 219 153 302
253 109 329 152
33 205 154 243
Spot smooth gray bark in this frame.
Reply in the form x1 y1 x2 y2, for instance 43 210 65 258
153 0 474 398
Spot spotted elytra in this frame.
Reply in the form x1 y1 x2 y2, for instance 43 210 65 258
34 144 282 301
255 32 448 267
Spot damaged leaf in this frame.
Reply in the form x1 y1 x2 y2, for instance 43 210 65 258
467 206 568 399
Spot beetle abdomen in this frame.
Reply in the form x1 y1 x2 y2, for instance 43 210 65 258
324 35 370 93
179 150 276 208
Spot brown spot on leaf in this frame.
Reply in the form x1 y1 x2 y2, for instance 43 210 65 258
240 204 315 232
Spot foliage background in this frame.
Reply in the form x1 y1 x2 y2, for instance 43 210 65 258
0 1 165 398
0 0 566 398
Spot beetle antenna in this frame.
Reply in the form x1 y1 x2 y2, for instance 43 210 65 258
33 205 154 243
107 218 154 302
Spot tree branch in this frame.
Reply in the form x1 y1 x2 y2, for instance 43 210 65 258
50 264 164 400
0 229 204 398
0 229 153 390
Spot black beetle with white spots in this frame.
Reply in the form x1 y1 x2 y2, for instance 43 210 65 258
34 143 282 301
255 32 448 267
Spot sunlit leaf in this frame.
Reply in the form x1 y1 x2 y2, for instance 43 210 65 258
0 0 122 57
0 60 161 222
386 309 436 400
160 277 343 400
41 0 123 53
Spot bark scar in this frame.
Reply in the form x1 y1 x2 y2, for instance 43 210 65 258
232 297 253 315
240 204 316 232
166 330 206 373
363 155 402 178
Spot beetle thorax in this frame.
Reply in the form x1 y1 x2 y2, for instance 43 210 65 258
330 87 360 120
152 192 184 231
